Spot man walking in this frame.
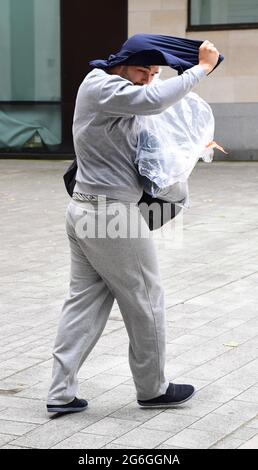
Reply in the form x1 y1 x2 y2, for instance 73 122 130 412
47 35 220 413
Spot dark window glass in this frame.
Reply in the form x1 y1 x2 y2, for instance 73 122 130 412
190 0 258 26
0 0 61 150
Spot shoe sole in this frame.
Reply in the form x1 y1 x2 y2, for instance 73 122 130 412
47 405 88 413
138 390 196 408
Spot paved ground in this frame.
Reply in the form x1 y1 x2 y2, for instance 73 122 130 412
0 159 258 449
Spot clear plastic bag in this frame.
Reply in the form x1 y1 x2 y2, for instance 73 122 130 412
135 91 215 199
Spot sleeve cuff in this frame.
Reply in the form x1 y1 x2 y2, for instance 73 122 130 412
187 64 207 81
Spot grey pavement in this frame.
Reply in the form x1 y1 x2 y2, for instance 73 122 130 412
0 158 258 449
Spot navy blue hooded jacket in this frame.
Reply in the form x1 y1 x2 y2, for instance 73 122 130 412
89 33 224 75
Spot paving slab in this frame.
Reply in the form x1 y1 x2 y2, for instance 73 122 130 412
1 159 258 448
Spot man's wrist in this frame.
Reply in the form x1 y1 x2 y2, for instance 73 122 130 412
198 62 213 75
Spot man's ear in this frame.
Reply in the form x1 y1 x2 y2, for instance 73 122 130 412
117 65 124 74
108 65 124 75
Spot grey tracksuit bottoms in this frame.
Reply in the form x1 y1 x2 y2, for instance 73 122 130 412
47 198 169 404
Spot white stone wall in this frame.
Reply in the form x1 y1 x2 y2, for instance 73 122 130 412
128 0 258 103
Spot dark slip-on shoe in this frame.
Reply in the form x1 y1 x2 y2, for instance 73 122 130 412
138 383 195 408
47 397 88 413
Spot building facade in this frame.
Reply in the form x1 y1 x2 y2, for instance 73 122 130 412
1 0 258 159
0 0 127 156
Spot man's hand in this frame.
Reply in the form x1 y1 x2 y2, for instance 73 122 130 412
198 40 220 74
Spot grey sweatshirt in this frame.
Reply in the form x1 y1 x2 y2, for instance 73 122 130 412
73 65 206 203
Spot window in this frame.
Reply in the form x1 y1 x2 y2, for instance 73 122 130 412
0 0 61 151
188 0 258 30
